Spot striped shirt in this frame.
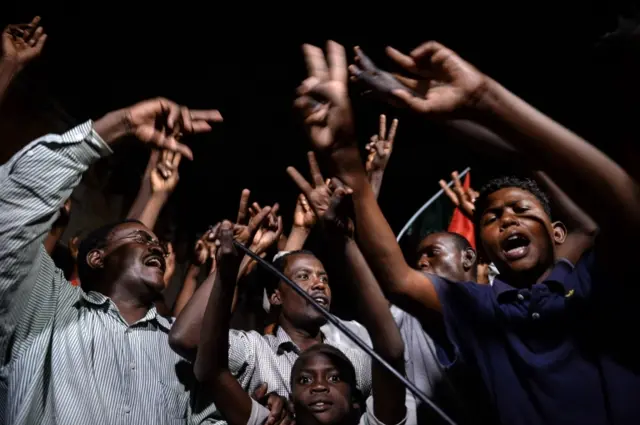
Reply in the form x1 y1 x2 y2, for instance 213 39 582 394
228 325 372 400
0 122 210 425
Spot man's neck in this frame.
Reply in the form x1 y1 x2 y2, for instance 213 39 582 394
101 280 156 325
279 318 323 352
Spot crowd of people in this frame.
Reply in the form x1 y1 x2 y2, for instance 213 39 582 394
1 15 639 425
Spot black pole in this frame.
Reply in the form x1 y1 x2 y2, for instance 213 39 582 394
233 241 457 425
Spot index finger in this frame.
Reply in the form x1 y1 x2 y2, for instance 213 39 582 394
439 179 459 206
171 152 182 168
307 151 324 186
327 40 347 84
387 118 399 143
286 167 313 199
302 44 329 81
379 114 387 140
237 189 251 224
353 46 377 71
385 46 421 75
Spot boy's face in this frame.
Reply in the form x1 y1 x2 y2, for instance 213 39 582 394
478 187 560 282
291 353 355 425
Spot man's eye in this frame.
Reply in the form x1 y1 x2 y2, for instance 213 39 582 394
328 375 341 383
298 376 311 384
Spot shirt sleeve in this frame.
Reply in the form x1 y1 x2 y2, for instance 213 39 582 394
228 330 260 388
0 121 112 365
246 399 270 425
360 392 417 425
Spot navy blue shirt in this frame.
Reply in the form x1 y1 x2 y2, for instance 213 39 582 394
433 252 640 425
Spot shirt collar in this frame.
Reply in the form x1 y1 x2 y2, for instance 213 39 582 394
492 258 575 302
80 290 172 331
272 326 327 355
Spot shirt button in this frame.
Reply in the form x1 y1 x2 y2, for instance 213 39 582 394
124 407 131 414
531 312 541 320
130 362 135 370
517 294 524 301
26 150 34 156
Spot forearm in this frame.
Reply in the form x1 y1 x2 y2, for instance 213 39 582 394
168 272 215 360
284 226 311 251
194 271 253 425
132 193 169 230
0 58 20 105
173 264 201 317
368 170 385 200
339 238 406 423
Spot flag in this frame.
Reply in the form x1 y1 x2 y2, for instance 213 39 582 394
447 172 476 249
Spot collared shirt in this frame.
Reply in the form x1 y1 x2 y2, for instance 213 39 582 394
247 394 416 425
0 122 206 425
433 250 640 425
228 326 372 399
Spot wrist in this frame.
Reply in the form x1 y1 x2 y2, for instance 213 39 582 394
93 108 131 145
291 225 312 234
0 55 22 76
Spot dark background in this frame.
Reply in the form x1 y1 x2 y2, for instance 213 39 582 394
2 3 639 313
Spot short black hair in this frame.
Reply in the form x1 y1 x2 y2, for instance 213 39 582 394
422 231 472 252
264 250 316 295
76 219 143 287
291 344 359 396
474 176 551 227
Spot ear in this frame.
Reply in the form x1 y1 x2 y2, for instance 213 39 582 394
552 221 567 245
269 288 283 307
87 249 105 270
462 247 477 271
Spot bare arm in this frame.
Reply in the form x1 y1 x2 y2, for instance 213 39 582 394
193 222 252 425
366 115 398 200
321 183 406 424
173 264 201 317
293 43 440 318
443 120 598 263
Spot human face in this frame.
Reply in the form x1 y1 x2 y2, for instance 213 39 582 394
478 188 557 284
292 353 354 425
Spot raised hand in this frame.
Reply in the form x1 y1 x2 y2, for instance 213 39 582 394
234 189 272 248
292 194 316 230
349 46 419 104
150 150 182 194
2 16 47 70
350 43 487 117
287 151 333 219
366 114 398 174
294 41 355 152
249 202 284 255
323 178 355 237
124 98 223 160
439 170 478 219
194 223 220 273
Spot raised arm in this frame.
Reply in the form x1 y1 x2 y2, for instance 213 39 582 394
293 42 441 317
127 149 182 229
366 114 398 199
288 156 407 424
362 41 632 270
0 17 46 105
0 98 221 364
193 221 253 425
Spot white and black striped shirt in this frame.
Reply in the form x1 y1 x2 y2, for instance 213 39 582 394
0 122 210 425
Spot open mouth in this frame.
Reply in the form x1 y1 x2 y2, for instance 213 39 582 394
143 253 166 272
501 233 531 261
309 293 329 308
308 400 333 412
